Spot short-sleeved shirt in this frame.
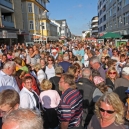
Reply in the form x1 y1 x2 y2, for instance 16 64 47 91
58 88 83 128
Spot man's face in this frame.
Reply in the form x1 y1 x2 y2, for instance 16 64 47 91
8 66 16 75
2 121 19 129
0 104 13 117
24 79 32 91
90 61 97 70
59 77 65 92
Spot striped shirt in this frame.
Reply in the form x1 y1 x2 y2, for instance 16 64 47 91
58 88 83 128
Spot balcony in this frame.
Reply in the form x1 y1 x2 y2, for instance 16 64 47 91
0 0 13 9
2 20 14 28
92 25 98 28
92 30 98 33
39 14 49 20
92 20 98 23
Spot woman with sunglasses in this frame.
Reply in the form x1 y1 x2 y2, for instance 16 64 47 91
45 56 55 80
106 67 119 90
87 92 125 129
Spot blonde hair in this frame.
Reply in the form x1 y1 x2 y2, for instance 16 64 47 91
40 79 52 91
95 92 124 125
34 63 41 71
106 67 119 79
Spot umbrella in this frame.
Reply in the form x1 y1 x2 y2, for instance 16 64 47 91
100 32 122 39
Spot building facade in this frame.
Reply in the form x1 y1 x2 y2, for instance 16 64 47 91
98 0 129 38
91 16 98 37
98 0 107 36
0 0 23 45
55 19 71 40
21 0 50 43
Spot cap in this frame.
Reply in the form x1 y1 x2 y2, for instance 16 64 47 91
93 76 104 85
125 87 129 93
52 49 57 53
122 67 129 76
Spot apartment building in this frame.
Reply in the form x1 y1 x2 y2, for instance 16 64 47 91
0 0 23 44
91 16 98 37
55 19 71 40
98 0 107 35
98 0 129 38
21 0 50 43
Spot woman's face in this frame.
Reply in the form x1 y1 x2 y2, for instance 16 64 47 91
48 58 53 64
40 60 45 66
99 101 115 121
108 70 117 79
33 46 37 51
101 57 105 63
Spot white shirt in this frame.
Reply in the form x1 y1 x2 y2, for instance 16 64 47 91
0 71 20 93
37 69 46 84
45 66 55 80
84 53 89 67
20 87 39 111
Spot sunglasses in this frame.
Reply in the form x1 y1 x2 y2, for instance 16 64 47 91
99 107 115 114
108 72 116 75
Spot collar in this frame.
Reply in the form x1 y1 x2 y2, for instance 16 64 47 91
23 87 33 96
0 70 10 76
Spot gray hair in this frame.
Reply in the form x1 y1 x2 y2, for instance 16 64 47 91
82 68 92 79
3 61 16 69
55 65 63 75
3 109 43 129
89 56 99 64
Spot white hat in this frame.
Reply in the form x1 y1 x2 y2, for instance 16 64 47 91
122 67 129 75
52 49 57 53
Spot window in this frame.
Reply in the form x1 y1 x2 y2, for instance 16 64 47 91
41 22 45 29
124 12 129 25
29 21 34 30
28 3 32 13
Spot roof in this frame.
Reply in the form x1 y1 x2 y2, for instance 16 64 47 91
55 19 66 24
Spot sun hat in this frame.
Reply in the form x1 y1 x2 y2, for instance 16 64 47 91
122 67 129 76
93 76 104 85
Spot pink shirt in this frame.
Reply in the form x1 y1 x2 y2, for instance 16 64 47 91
40 90 61 109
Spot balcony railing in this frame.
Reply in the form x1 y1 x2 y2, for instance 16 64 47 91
92 25 98 28
2 20 14 28
92 20 98 23
39 14 49 20
92 30 98 33
0 0 13 9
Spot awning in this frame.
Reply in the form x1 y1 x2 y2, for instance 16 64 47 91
100 32 123 39
47 36 59 41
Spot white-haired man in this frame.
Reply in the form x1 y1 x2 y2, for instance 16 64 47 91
0 61 20 93
89 56 105 80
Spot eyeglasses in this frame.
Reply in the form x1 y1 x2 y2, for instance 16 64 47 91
99 107 115 114
108 72 116 75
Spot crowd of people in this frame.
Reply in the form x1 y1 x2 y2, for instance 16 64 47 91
0 41 129 129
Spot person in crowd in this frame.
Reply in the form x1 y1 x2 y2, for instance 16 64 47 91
40 79 60 129
0 89 20 128
45 56 55 80
78 43 85 64
100 48 109 58
0 61 20 93
49 65 63 95
51 49 58 60
118 54 126 73
58 53 71 72
125 87 129 121
77 68 96 127
40 58 46 72
114 67 129 103
67 65 79 82
20 76 39 111
111 48 120 62
58 73 83 129
57 54 63 63
87 92 125 129
84 48 89 67
106 67 119 90
114 66 129 88
93 76 112 102
2 109 43 129
0 54 7 69
95 49 101 61
14 57 28 72
26 47 37 66
33 63 46 84
89 56 106 80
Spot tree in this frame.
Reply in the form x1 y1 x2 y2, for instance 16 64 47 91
85 32 90 38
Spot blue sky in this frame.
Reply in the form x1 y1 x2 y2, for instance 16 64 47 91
47 0 98 36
